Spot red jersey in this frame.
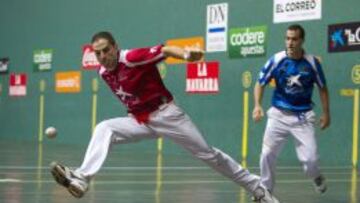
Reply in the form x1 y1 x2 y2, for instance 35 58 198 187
99 44 173 122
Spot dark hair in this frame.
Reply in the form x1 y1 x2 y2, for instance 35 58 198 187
287 24 305 40
91 31 116 45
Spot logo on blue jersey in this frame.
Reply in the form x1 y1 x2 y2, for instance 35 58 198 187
285 74 304 94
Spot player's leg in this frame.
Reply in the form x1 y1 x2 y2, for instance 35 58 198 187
51 116 156 198
260 107 290 193
76 116 156 177
290 110 326 193
149 103 279 202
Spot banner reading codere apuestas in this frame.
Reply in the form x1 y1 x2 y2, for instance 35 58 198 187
228 26 267 58
33 49 53 71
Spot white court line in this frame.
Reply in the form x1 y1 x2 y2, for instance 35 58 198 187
90 179 360 185
0 179 21 183
0 171 355 176
0 166 353 170
0 178 358 185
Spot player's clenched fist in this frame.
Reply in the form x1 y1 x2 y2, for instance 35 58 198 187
252 106 264 122
184 48 205 62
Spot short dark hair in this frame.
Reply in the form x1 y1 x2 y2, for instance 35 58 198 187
287 24 305 40
91 31 116 45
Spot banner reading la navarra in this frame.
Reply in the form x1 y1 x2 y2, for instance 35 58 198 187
186 61 219 94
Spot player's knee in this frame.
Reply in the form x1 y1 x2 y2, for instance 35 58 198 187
261 146 277 159
93 121 112 137
94 121 108 132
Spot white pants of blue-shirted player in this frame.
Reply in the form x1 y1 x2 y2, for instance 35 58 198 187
260 107 323 193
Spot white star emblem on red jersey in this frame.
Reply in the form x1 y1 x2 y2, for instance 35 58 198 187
115 86 132 100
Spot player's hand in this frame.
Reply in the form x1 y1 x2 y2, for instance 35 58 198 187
319 113 330 130
184 48 204 62
252 106 264 122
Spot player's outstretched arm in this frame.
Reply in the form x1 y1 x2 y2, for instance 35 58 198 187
161 46 204 62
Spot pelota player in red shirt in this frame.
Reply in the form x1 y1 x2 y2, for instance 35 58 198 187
50 31 279 203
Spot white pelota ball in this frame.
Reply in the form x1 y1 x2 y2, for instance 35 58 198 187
45 126 57 139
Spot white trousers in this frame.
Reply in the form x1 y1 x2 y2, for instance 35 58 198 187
76 103 260 193
260 107 322 192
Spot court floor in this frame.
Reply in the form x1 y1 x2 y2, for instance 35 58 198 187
0 140 358 203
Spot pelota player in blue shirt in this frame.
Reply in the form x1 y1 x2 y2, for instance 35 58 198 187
252 24 330 199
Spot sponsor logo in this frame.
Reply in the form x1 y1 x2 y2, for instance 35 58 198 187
9 73 27 96
229 26 267 58
206 3 228 52
165 37 204 64
275 0 317 13
82 44 101 70
33 49 53 71
273 0 322 23
55 71 81 93
328 22 360 52
186 61 219 94
0 57 9 74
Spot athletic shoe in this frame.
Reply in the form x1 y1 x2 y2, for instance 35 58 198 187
50 161 89 198
253 186 280 203
251 195 260 202
313 175 327 194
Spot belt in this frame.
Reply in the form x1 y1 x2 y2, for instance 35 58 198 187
129 96 173 124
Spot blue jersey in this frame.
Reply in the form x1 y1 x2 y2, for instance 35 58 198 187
258 51 326 112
